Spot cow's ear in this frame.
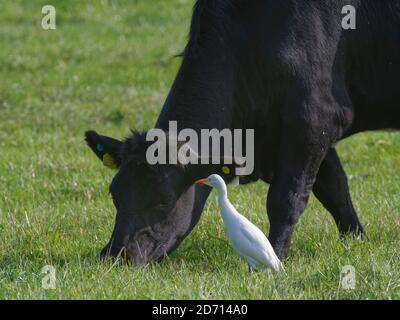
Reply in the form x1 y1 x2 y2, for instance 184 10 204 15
85 130 123 170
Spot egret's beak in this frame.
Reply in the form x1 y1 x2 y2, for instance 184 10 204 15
195 178 206 185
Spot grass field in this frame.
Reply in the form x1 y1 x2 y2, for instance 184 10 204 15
0 0 399 300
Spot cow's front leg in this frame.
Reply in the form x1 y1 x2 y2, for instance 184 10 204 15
313 148 364 235
267 93 340 258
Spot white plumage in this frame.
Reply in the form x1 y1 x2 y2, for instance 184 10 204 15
196 174 283 272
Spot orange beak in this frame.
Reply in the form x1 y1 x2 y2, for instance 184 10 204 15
195 178 206 185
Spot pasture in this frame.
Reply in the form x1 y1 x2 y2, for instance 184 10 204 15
0 0 399 299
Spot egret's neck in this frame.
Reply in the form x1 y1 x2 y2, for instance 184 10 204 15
214 181 235 224
214 181 228 202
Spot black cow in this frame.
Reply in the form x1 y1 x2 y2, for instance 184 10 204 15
85 0 400 264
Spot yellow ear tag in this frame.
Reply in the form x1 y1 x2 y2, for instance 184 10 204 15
103 153 117 169
222 166 230 175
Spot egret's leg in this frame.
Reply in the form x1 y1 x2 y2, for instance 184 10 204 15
248 264 256 273
245 256 258 273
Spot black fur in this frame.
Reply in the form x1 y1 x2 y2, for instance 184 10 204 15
85 0 400 263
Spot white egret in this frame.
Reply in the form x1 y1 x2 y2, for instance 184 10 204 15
196 174 283 272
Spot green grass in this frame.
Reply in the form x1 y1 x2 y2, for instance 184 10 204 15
0 0 399 300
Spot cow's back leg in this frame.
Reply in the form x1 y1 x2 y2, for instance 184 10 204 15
313 148 364 234
267 84 345 258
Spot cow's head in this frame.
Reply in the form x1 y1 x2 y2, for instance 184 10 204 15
85 130 239 265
